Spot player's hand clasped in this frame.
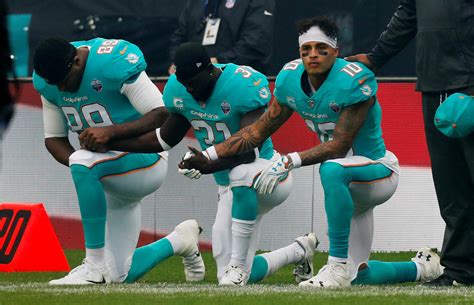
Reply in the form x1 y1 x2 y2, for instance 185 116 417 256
254 155 293 195
79 127 115 152
179 146 213 175
178 151 202 179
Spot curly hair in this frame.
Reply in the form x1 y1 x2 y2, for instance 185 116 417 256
296 16 339 41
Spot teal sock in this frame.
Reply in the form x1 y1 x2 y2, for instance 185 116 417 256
231 186 258 221
248 255 269 283
352 261 418 285
70 164 106 249
319 162 352 259
125 238 174 283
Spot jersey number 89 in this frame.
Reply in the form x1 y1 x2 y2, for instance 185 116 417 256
62 103 113 132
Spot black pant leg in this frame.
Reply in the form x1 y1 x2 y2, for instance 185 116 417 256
422 88 474 284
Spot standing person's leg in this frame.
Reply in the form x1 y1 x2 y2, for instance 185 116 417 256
423 88 474 285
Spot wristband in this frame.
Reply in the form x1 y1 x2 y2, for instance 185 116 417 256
204 146 219 161
156 128 172 151
288 152 302 168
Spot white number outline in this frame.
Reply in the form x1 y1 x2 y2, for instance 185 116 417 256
341 63 363 77
61 103 113 132
97 39 119 54
190 120 231 145
304 119 336 142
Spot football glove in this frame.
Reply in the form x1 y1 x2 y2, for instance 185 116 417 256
178 151 202 179
254 155 293 195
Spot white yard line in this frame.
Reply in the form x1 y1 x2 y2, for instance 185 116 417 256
0 283 472 297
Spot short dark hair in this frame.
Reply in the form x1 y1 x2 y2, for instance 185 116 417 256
296 16 339 42
33 38 76 84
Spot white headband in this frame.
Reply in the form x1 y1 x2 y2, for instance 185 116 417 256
298 26 337 48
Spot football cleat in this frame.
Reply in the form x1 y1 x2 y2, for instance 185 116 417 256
293 233 319 283
49 259 109 285
173 219 206 282
411 247 444 282
219 265 249 286
299 261 351 288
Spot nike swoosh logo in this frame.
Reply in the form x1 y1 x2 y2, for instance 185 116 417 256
264 10 272 16
253 79 262 86
358 77 367 85
86 278 106 284
119 46 128 55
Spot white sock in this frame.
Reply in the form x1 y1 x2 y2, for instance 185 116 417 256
229 218 255 268
414 262 422 281
86 247 105 265
328 256 348 264
165 231 185 255
260 242 304 277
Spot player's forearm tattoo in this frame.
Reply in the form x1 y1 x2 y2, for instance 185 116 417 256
222 125 261 154
216 102 292 158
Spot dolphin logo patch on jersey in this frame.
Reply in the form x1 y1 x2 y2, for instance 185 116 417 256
360 84 373 97
259 87 269 99
126 53 139 64
221 101 231 115
91 79 103 92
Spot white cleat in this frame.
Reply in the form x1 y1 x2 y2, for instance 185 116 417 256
411 247 444 282
299 261 351 288
173 219 206 282
293 233 319 283
49 259 109 285
219 265 249 286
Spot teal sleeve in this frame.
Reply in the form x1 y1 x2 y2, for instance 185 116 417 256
102 40 147 85
32 71 58 103
337 68 378 108
162 75 183 114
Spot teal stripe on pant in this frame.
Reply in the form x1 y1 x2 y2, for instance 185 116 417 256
70 153 160 249
125 238 174 283
320 161 392 259
352 261 417 285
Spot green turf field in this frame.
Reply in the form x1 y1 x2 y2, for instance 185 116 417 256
1 250 473 305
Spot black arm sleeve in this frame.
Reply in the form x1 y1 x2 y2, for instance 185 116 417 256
368 0 417 68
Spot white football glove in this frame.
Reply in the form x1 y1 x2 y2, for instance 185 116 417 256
254 155 293 195
178 151 202 179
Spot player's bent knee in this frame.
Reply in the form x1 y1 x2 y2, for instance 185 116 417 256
69 149 96 167
320 162 347 187
229 164 251 187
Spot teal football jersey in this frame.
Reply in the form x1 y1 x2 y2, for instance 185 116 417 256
164 64 274 186
274 58 386 160
33 38 147 133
